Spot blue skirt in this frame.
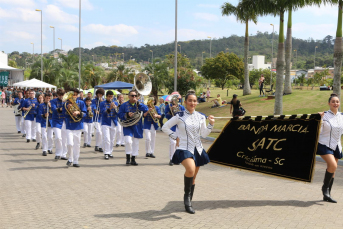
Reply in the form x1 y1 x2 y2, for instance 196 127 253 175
316 143 343 159
172 148 210 167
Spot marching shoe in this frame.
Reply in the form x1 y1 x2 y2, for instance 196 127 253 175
121 144 125 147
169 160 173 166
115 144 119 147
22 134 26 137
83 143 87 148
42 151 47 156
87 144 91 147
184 176 195 214
18 131 21 134
95 146 99 151
55 156 60 160
99 148 103 152
48 150 53 154
73 164 80 167
32 139 36 142
92 134 94 137
108 154 113 158
60 157 68 160
190 184 195 201
66 161 72 166
150 154 156 158
174 163 180 165
131 156 138 166
27 139 30 143
146 153 150 157
35 143 40 150
322 170 337 203
126 154 131 165
104 154 109 160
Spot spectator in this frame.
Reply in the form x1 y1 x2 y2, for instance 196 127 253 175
197 93 206 103
0 89 3 107
6 88 12 108
206 87 211 102
210 94 226 108
259 74 265 97
230 94 242 117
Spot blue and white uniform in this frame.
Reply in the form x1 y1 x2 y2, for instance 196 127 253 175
116 101 125 146
143 106 161 156
63 99 87 165
118 101 148 156
51 98 67 158
92 97 103 150
18 97 26 135
35 102 43 146
12 97 22 132
100 100 119 155
38 103 53 153
165 103 185 160
22 98 38 140
83 103 95 146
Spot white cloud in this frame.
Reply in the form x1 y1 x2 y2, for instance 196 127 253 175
18 8 41 22
5 31 36 40
292 23 335 39
197 4 220 9
45 4 78 24
60 24 78 32
83 24 138 36
84 42 107 49
0 0 35 7
0 7 12 18
54 0 93 10
301 3 337 17
194 13 219 22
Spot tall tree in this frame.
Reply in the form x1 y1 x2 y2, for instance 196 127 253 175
284 8 293 94
333 0 343 108
144 58 169 100
241 0 318 115
221 1 257 96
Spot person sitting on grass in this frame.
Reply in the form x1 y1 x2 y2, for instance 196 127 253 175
197 93 206 103
210 94 226 108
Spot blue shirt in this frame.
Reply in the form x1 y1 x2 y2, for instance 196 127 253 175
92 98 102 122
63 99 87 130
51 98 65 129
165 104 185 132
143 106 161 130
38 103 53 128
118 101 149 138
83 103 95 124
22 98 38 121
35 102 44 124
13 98 23 115
100 100 119 127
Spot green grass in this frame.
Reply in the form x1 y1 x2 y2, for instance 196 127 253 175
194 88 334 138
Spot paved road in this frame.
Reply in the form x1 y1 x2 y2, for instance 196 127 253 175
0 107 342 229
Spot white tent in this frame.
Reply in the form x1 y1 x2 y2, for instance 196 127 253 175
13 78 57 90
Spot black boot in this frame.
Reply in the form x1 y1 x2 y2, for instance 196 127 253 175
328 178 337 203
190 184 195 201
184 176 195 214
131 156 138 165
126 154 131 165
322 170 336 203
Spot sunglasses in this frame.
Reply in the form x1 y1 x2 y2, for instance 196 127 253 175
130 95 137 97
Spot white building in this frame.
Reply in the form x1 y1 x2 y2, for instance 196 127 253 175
0 52 24 87
248 55 272 71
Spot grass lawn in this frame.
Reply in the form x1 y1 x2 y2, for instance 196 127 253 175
193 87 334 138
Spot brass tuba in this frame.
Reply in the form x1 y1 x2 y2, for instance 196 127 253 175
63 91 82 122
169 94 180 116
147 97 159 123
119 73 151 127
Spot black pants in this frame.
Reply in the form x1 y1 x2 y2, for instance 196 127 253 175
259 84 264 95
159 114 165 128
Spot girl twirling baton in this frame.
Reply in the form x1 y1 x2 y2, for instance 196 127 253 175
162 90 215 214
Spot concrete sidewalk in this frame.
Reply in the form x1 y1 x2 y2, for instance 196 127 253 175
0 107 342 229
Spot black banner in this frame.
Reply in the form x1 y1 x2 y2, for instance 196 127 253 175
208 115 321 182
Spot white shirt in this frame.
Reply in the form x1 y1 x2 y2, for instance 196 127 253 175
162 109 213 155
318 110 343 152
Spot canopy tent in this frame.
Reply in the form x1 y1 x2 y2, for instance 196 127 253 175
13 78 57 90
0 62 24 71
84 88 121 95
94 81 133 90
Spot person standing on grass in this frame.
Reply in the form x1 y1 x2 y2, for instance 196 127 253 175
206 87 211 102
230 94 242 117
259 74 265 97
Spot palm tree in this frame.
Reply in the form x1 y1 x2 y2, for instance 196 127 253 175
59 54 79 71
82 64 104 89
221 1 257 96
333 0 343 108
144 58 169 100
284 8 293 94
58 69 79 90
241 0 319 114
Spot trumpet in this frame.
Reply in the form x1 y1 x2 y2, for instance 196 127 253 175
23 105 32 118
87 105 93 118
147 97 159 123
169 94 180 116
63 91 82 122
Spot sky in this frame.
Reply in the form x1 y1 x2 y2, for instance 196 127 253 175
0 0 339 54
